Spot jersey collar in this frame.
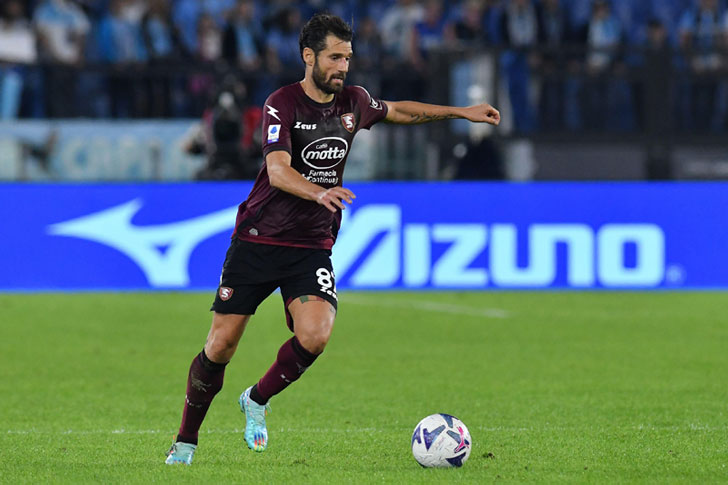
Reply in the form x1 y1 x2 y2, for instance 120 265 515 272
297 81 337 109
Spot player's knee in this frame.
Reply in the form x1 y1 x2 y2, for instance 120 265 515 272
205 333 238 362
297 325 331 355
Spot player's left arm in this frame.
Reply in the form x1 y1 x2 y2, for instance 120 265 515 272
382 100 500 125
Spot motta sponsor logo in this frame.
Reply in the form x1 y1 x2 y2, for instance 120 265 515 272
301 137 349 169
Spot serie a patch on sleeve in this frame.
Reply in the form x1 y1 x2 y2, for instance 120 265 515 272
267 124 281 143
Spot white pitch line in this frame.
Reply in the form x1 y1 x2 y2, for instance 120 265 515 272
342 295 510 319
6 424 727 436
3 428 385 436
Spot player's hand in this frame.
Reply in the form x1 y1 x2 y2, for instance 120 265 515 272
315 186 356 213
461 103 501 125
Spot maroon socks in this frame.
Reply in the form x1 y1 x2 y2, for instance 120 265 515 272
175 338 319 443
252 337 319 405
176 350 227 445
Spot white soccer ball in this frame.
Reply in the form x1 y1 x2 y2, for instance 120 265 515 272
411 413 472 468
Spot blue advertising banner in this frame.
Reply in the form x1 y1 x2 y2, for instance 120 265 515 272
0 182 726 290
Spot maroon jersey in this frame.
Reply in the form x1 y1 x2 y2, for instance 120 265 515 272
233 82 388 249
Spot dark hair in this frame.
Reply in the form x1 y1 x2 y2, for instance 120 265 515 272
299 13 353 61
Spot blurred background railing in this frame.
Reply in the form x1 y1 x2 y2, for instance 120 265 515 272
2 0 728 181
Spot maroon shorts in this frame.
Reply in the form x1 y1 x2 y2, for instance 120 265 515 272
211 239 337 327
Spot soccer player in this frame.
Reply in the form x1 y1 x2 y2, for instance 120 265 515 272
165 13 500 465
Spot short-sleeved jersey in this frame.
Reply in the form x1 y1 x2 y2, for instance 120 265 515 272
233 82 388 249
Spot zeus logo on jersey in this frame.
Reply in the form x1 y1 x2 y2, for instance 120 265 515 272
267 124 281 143
301 137 349 169
294 121 317 130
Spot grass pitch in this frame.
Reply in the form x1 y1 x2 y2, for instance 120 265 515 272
0 291 727 483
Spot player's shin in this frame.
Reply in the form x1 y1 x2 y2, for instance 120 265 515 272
250 336 319 405
176 349 227 444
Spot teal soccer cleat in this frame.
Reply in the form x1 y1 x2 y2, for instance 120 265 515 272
165 441 197 465
239 386 271 452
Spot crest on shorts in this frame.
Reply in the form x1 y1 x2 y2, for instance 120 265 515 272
341 113 355 133
219 287 234 301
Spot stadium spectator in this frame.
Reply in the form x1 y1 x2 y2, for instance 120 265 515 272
33 0 90 117
349 16 384 92
173 0 236 53
359 0 393 20
222 0 264 70
406 0 452 100
142 0 190 117
33 0 89 65
97 0 147 64
565 0 595 34
186 13 223 116
500 0 539 133
677 0 725 131
379 0 427 101
264 6 304 93
265 7 304 71
579 0 637 131
171 0 201 52
195 12 223 62
647 0 686 44
537 0 570 50
379 0 424 61
410 0 454 71
307 0 357 21
535 0 574 130
352 16 383 70
452 0 492 46
201 0 237 26
0 0 37 119
585 0 623 73
97 0 148 118
719 4 728 130
142 0 188 62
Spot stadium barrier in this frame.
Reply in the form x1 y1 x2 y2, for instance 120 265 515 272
1 182 725 291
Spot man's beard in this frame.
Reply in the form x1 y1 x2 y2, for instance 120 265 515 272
313 59 345 94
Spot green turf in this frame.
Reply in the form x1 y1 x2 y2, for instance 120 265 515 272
0 291 727 483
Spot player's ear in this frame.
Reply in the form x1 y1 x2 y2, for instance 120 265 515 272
302 47 315 67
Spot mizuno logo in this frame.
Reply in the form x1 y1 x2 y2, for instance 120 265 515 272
334 205 667 288
44 202 669 291
266 105 281 121
47 199 237 287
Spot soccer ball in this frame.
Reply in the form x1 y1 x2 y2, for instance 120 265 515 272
411 413 472 468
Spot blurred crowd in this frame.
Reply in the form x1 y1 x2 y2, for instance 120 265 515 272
2 0 728 132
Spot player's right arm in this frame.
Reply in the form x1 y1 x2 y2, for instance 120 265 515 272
266 150 355 213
